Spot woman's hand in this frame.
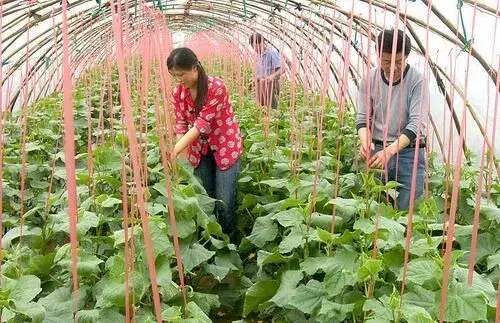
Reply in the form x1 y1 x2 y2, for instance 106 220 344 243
176 149 188 160
174 128 200 159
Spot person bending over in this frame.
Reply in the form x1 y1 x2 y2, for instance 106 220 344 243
169 47 243 239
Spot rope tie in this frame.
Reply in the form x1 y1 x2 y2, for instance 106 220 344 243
457 0 473 52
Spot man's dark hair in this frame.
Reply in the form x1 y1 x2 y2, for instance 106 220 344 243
377 29 411 56
249 33 265 45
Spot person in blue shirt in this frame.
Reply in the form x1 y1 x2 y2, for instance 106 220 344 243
249 33 283 109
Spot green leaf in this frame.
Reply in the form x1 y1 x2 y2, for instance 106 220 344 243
26 142 44 152
95 270 148 308
15 301 45 322
38 286 85 323
324 267 357 297
332 246 360 271
400 258 441 285
30 180 50 189
204 221 224 238
101 197 122 208
354 218 376 234
279 198 302 210
452 267 497 307
455 232 500 263
300 247 359 275
401 303 434 323
93 147 122 171
113 226 141 247
403 285 437 317
257 250 293 267
317 299 354 322
409 236 442 257
149 217 174 257
58 252 103 276
326 197 358 220
243 280 279 317
181 243 215 272
316 227 335 243
441 281 488 322
152 181 168 197
377 216 405 249
170 194 209 229
357 259 383 281
76 309 100 323
279 225 306 254
76 173 90 186
174 218 197 239
162 306 182 321
9 275 42 304
310 213 335 231
381 246 405 275
300 257 338 275
246 214 278 248
50 210 99 237
156 255 172 287
2 226 42 248
288 280 326 314
487 252 500 270
406 315 435 323
480 202 500 223
269 270 303 307
273 208 304 227
259 178 288 189
215 252 242 271
97 308 125 322
26 253 55 278
238 175 252 183
148 203 167 215
134 307 155 323
203 263 230 282
187 301 212 323
94 175 121 190
363 296 394 321
77 211 99 237
191 292 220 316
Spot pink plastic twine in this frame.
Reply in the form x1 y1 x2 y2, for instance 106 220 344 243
61 0 80 317
108 1 162 321
439 0 479 321
0 0 4 275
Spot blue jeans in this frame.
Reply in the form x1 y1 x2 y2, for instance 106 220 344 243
374 144 425 210
194 152 241 237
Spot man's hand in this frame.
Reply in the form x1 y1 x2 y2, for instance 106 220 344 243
358 127 373 161
369 146 395 169
262 75 274 83
360 140 374 161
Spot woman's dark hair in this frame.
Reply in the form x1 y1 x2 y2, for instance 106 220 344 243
167 47 208 116
377 29 411 56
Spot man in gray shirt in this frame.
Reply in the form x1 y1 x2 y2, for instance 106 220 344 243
357 29 429 210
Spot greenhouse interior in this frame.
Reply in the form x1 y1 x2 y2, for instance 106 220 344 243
0 0 499 322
